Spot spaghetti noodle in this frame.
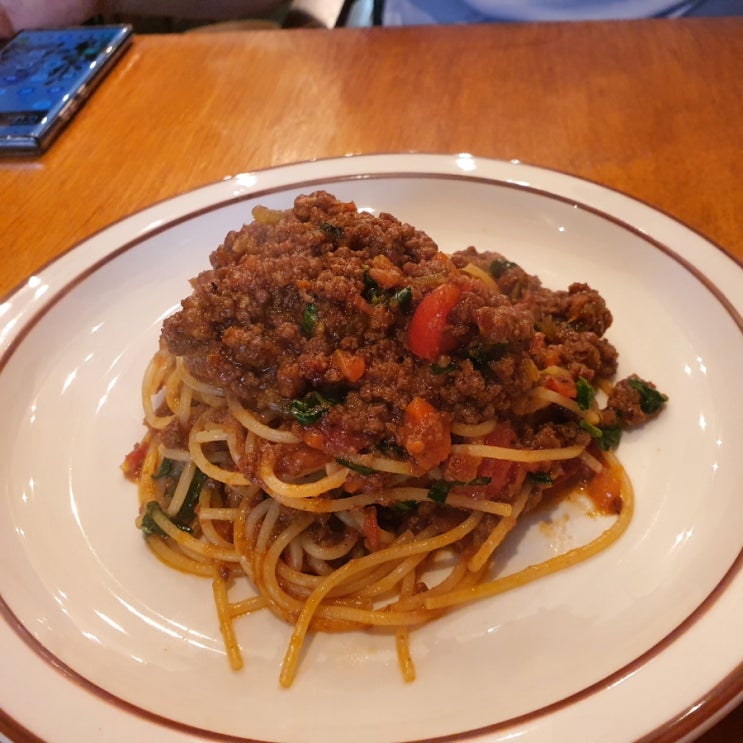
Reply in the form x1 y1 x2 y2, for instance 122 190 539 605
122 191 667 686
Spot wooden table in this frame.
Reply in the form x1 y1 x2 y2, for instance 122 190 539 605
1 17 741 742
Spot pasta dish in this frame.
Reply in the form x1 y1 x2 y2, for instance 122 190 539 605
122 191 667 686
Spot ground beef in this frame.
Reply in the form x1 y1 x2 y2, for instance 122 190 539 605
161 191 633 456
600 374 668 429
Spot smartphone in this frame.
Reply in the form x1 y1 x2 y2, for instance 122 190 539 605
0 24 133 155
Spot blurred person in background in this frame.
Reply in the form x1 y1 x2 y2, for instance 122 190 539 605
0 0 288 37
0 0 99 37
380 0 743 24
2 0 740 37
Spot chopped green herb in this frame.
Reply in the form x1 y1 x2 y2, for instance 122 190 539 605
467 342 508 370
319 222 344 240
289 391 333 425
175 468 208 526
152 458 174 479
528 471 553 484
377 440 406 458
580 419 603 438
139 501 167 537
489 258 518 278
628 378 668 414
597 426 622 451
428 480 454 504
362 271 413 309
390 286 413 312
139 500 193 537
431 361 457 375
580 419 623 450
301 303 319 336
392 500 418 512
336 458 378 475
428 476 492 504
575 377 595 410
362 269 383 303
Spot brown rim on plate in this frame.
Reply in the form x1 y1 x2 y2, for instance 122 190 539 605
1 162 742 742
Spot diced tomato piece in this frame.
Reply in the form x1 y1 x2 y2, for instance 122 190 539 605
363 506 381 552
121 440 149 480
299 428 325 450
544 374 577 399
477 425 525 499
407 283 462 361
273 443 331 478
401 397 451 472
297 419 371 457
442 452 481 483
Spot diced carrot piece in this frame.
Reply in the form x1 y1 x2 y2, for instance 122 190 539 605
402 397 451 471
332 348 366 383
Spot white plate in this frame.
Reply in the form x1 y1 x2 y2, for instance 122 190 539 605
1 154 741 743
